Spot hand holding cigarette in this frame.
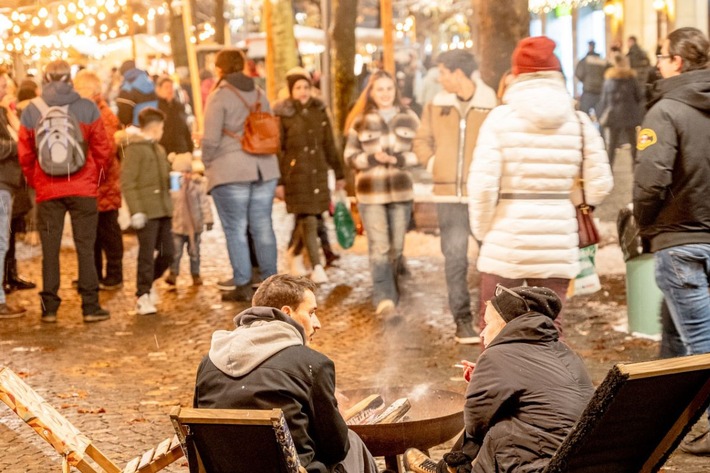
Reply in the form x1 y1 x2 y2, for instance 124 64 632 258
455 360 476 383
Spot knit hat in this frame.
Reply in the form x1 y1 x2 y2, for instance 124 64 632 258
511 36 561 75
286 67 312 95
171 152 193 173
119 59 136 76
490 286 562 322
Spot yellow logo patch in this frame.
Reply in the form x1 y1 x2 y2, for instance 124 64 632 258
637 128 657 151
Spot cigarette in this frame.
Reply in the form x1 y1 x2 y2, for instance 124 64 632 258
453 364 466 369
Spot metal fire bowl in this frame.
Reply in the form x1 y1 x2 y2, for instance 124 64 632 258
342 387 464 458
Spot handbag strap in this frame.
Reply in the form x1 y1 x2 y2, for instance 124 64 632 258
575 111 589 208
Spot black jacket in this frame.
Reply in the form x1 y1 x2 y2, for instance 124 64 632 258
193 307 349 473
462 313 594 473
597 67 643 129
158 98 194 155
274 97 343 215
0 108 21 194
633 69 710 251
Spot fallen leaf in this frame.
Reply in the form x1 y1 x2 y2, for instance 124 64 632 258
77 407 106 414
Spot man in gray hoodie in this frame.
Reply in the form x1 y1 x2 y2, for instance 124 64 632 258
194 274 379 473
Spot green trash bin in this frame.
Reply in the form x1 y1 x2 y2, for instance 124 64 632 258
625 254 663 337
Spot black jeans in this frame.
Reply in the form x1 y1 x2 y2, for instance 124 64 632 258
135 217 174 296
606 127 637 168
37 197 100 314
95 210 124 285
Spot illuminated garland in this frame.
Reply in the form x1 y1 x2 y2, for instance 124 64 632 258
528 0 602 14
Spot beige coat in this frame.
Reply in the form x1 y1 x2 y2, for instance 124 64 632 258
413 74 498 202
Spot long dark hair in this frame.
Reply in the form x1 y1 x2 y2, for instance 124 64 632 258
344 70 404 132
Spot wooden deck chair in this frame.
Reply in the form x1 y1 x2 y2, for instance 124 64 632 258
544 353 710 473
0 366 183 473
170 406 308 473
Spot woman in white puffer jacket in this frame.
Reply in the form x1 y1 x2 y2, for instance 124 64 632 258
468 36 613 335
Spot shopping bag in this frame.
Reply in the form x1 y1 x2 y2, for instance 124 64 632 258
568 245 602 297
334 191 356 249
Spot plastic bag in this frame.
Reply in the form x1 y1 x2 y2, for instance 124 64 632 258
333 191 356 249
568 245 602 297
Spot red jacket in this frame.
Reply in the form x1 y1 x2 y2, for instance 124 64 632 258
18 81 111 203
95 97 122 211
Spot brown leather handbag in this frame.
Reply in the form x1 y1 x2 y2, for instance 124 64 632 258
576 113 601 248
222 84 280 156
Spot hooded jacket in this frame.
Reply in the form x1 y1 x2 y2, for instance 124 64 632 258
468 72 613 279
597 67 643 129
463 312 594 472
117 127 172 219
0 108 21 194
194 307 350 473
158 97 194 155
18 80 112 203
412 73 498 201
95 96 122 212
634 69 710 251
574 52 609 95
201 72 280 192
116 68 159 127
274 97 344 215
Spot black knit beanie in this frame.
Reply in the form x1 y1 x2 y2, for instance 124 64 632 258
491 286 562 322
286 67 312 96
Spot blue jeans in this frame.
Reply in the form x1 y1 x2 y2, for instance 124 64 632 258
171 232 201 276
655 244 710 355
0 190 11 305
211 180 278 286
358 201 412 306
437 203 473 324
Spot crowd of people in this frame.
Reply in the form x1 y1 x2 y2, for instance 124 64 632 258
3 25 710 472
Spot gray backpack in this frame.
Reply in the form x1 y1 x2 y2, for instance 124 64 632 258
32 97 87 176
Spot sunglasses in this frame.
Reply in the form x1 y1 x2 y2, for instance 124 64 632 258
495 284 530 312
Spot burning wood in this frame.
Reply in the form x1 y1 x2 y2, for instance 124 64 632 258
344 394 385 425
345 395 411 425
371 398 411 424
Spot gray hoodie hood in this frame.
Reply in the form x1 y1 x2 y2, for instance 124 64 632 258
208 307 306 378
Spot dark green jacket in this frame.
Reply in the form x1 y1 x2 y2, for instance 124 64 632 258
118 129 172 219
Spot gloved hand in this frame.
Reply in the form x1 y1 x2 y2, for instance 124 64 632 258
441 452 473 473
205 223 213 231
131 212 147 229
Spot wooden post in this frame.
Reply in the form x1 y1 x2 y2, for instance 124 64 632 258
320 0 332 109
182 0 203 132
380 0 395 75
264 0 276 102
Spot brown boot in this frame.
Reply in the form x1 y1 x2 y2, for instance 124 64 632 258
0 303 26 319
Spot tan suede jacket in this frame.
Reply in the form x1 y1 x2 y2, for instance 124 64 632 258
413 75 498 202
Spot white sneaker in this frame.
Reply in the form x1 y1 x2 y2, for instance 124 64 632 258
375 299 395 315
149 285 160 305
136 293 157 315
310 264 329 284
289 252 310 277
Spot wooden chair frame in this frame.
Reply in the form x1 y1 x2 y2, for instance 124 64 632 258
0 366 183 473
170 406 307 473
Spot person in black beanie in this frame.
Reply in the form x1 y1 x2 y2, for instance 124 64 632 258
404 285 594 473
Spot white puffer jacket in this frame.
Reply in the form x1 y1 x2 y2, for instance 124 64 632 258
468 72 613 279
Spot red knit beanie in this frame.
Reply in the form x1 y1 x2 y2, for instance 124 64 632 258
511 36 561 75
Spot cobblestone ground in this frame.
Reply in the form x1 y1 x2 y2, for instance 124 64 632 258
1 152 707 472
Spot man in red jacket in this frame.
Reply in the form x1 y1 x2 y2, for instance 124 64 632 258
18 60 112 323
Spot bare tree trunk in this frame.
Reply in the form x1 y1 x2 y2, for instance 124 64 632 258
215 0 225 44
270 0 299 99
168 6 189 70
473 0 530 89
331 0 358 135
